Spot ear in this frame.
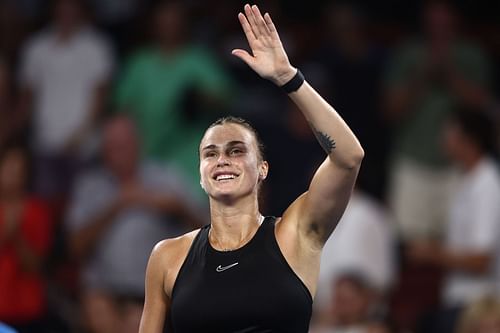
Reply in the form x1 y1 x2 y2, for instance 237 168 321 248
259 161 269 181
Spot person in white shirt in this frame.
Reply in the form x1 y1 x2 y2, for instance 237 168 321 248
18 0 113 199
311 190 396 331
408 108 500 333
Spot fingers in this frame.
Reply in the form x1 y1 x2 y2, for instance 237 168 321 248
231 49 255 67
244 4 260 38
238 12 257 48
263 12 280 41
251 5 271 37
243 4 271 39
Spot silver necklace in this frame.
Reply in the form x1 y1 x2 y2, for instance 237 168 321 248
209 215 264 252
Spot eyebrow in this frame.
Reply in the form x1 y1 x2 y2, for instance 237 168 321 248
201 141 246 151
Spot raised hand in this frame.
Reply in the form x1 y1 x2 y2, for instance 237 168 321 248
232 4 296 86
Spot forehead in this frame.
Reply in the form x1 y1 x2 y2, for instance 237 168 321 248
201 123 256 149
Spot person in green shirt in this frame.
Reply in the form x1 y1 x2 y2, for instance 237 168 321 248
114 1 233 200
383 1 491 240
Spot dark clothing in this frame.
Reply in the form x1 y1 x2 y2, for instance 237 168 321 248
166 216 313 332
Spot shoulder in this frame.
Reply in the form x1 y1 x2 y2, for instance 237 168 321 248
153 229 201 259
22 30 52 55
151 228 202 296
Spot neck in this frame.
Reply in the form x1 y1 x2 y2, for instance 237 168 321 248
55 23 82 42
208 194 262 250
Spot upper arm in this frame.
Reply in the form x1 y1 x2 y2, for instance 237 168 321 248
285 157 360 248
139 241 170 333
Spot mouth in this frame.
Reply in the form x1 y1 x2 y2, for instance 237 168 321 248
213 171 240 182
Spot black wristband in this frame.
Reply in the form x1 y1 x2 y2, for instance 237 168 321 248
280 69 304 94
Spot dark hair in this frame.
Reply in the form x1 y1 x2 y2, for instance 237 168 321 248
449 108 497 154
206 116 266 161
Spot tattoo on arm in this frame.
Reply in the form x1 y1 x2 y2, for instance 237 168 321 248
311 125 336 154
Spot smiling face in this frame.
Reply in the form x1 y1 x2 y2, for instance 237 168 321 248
199 123 268 203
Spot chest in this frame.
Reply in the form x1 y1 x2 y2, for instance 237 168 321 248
168 232 312 332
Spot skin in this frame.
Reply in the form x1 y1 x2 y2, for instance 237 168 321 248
139 4 364 333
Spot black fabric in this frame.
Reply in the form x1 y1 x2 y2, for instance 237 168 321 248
280 69 305 93
165 216 313 333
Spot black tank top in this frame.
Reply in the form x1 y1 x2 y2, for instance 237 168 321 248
165 216 313 333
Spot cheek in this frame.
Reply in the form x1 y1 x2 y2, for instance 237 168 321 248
199 160 211 181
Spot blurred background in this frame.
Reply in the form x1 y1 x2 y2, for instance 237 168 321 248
0 0 499 332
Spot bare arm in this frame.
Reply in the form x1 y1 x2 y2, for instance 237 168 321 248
139 241 170 333
409 241 492 274
233 5 363 247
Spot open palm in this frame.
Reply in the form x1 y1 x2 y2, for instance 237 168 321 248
232 4 295 86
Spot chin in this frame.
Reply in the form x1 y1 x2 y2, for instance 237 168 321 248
208 186 254 204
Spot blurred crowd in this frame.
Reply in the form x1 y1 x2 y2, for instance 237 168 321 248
0 0 499 333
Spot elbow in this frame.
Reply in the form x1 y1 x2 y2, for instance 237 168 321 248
344 145 365 169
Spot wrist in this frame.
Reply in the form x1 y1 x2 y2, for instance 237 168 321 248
273 66 297 86
280 69 305 94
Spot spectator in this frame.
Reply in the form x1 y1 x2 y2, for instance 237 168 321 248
65 115 203 333
18 0 113 201
0 145 53 333
408 109 500 333
383 1 491 240
311 273 392 333
314 190 396 326
114 0 233 200
457 297 500 333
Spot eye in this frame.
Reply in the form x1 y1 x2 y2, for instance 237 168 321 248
230 148 243 155
204 151 217 158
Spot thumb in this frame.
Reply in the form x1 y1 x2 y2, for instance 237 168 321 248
231 49 255 67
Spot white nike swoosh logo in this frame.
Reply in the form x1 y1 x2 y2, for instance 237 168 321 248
216 262 239 272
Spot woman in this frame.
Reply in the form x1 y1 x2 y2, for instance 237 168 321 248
0 145 53 333
139 4 364 333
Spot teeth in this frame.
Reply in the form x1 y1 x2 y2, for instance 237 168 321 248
216 174 236 181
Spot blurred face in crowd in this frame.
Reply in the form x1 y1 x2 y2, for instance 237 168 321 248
331 276 372 325
53 0 84 32
153 2 187 47
328 4 364 54
102 117 140 180
423 2 457 44
0 148 28 197
199 123 268 203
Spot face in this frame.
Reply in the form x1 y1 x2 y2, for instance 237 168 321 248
199 123 268 202
0 149 28 195
103 117 140 178
442 120 468 162
331 278 371 324
54 0 83 30
154 3 186 45
424 2 456 42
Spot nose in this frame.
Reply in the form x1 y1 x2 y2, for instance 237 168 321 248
216 154 230 167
